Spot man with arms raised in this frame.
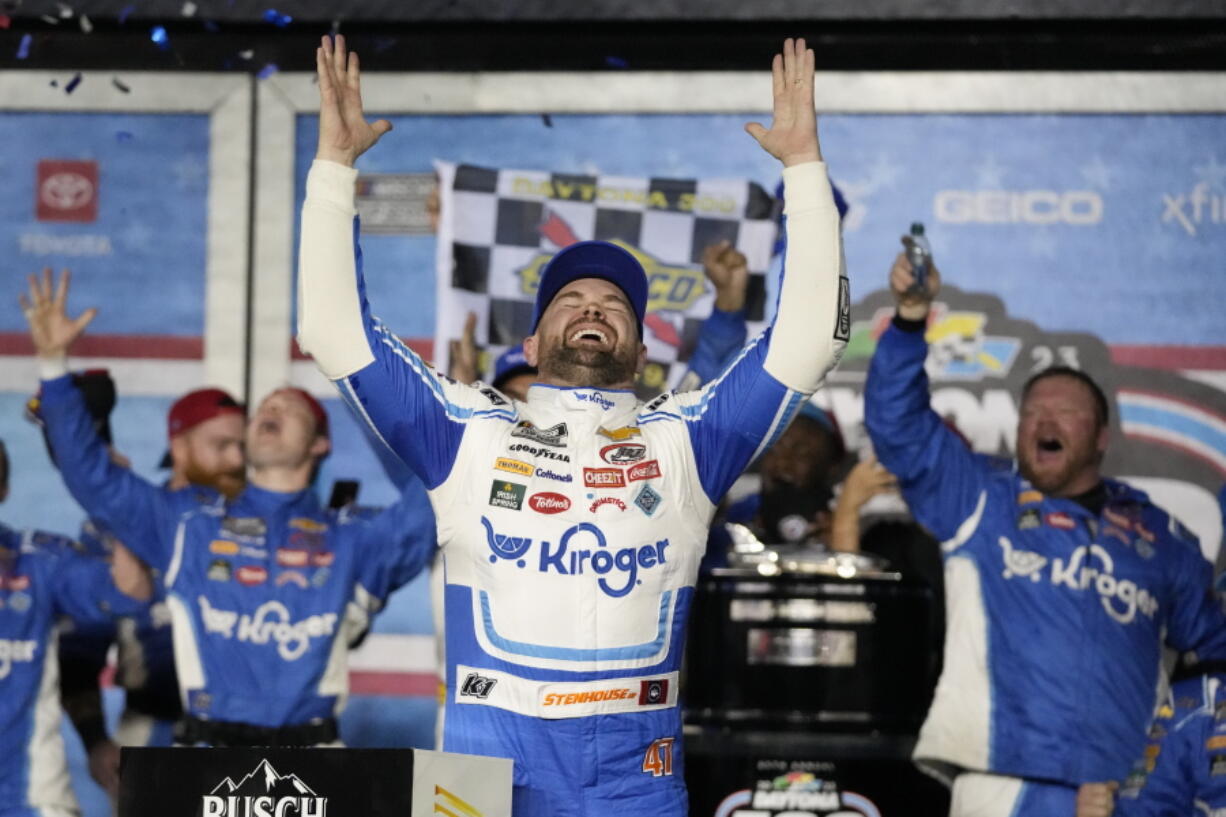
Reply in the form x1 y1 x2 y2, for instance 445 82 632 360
298 36 846 815
865 244 1226 816
22 270 437 746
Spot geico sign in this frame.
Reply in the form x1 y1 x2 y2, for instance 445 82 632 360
935 190 1103 225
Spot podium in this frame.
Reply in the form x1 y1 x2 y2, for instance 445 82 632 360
118 747 513 817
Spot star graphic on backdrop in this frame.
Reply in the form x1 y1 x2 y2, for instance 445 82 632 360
1028 229 1057 260
1193 154 1226 191
974 154 1007 188
865 153 902 191
172 156 208 190
1079 156 1114 190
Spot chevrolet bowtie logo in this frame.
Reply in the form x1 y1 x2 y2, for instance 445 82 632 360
434 785 482 817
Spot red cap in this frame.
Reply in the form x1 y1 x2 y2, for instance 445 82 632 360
273 387 329 438
167 388 245 440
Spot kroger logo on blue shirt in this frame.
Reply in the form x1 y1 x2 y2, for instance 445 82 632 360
481 516 668 598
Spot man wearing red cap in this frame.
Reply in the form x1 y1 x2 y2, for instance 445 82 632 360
297 37 847 816
162 387 246 499
21 268 437 747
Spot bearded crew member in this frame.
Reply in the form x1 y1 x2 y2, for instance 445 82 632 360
864 242 1226 817
298 36 847 817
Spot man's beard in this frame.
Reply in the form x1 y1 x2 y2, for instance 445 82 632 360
1018 439 1098 495
185 460 245 500
540 343 637 389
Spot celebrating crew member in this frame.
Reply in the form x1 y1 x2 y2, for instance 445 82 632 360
298 35 846 815
21 269 438 747
864 241 1226 816
0 437 151 817
28 375 245 795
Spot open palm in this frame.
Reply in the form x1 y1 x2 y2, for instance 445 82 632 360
19 268 96 358
315 34 392 166
746 38 821 167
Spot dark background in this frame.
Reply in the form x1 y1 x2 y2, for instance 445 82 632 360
3 0 1226 73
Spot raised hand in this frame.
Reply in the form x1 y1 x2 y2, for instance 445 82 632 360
19 267 96 360
889 236 942 321
701 240 750 312
448 311 480 384
745 38 821 167
315 34 392 167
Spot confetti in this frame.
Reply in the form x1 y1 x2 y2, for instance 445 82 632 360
65 72 82 93
238 48 253 60
78 13 91 31
605 56 629 69
256 62 278 79
56 2 72 18
181 1 196 16
16 32 31 59
262 8 291 26
40 14 58 23
117 4 134 24
541 113 553 128
112 77 131 92
150 25 169 48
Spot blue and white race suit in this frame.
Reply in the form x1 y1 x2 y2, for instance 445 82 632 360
0 523 145 817
865 317 1226 802
36 375 437 730
297 159 848 816
1116 673 1226 817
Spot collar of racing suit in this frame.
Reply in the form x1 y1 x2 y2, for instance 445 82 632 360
523 384 641 426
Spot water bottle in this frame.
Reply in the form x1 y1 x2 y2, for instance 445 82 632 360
906 222 931 292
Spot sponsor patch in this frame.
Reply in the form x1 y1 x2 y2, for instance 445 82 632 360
207 560 232 582
600 442 647 465
1045 512 1076 530
507 443 570 462
489 480 527 510
276 570 310 589
8 593 30 612
639 678 670 706
534 467 573 483
310 551 335 568
589 497 627 513
460 672 498 699
312 568 331 587
3 574 31 592
635 485 663 516
221 516 266 538
1214 755 1226 776
289 517 328 533
277 548 309 568
1018 509 1042 530
529 492 571 514
1209 735 1226 751
1017 490 1043 505
583 468 626 489
209 539 240 556
236 565 268 586
598 426 641 441
511 421 568 447
835 275 851 341
627 460 662 482
495 457 535 477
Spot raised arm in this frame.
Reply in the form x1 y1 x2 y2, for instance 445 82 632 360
296 35 503 490
21 269 179 571
671 39 848 503
351 474 438 602
864 243 991 546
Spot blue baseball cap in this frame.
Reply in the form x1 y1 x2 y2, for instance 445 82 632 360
530 241 648 335
491 344 536 391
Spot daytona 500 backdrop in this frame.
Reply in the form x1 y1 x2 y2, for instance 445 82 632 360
1 69 1224 817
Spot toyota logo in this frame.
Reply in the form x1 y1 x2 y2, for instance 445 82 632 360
40 172 94 210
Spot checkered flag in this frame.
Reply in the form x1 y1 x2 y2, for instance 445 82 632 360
433 161 779 395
